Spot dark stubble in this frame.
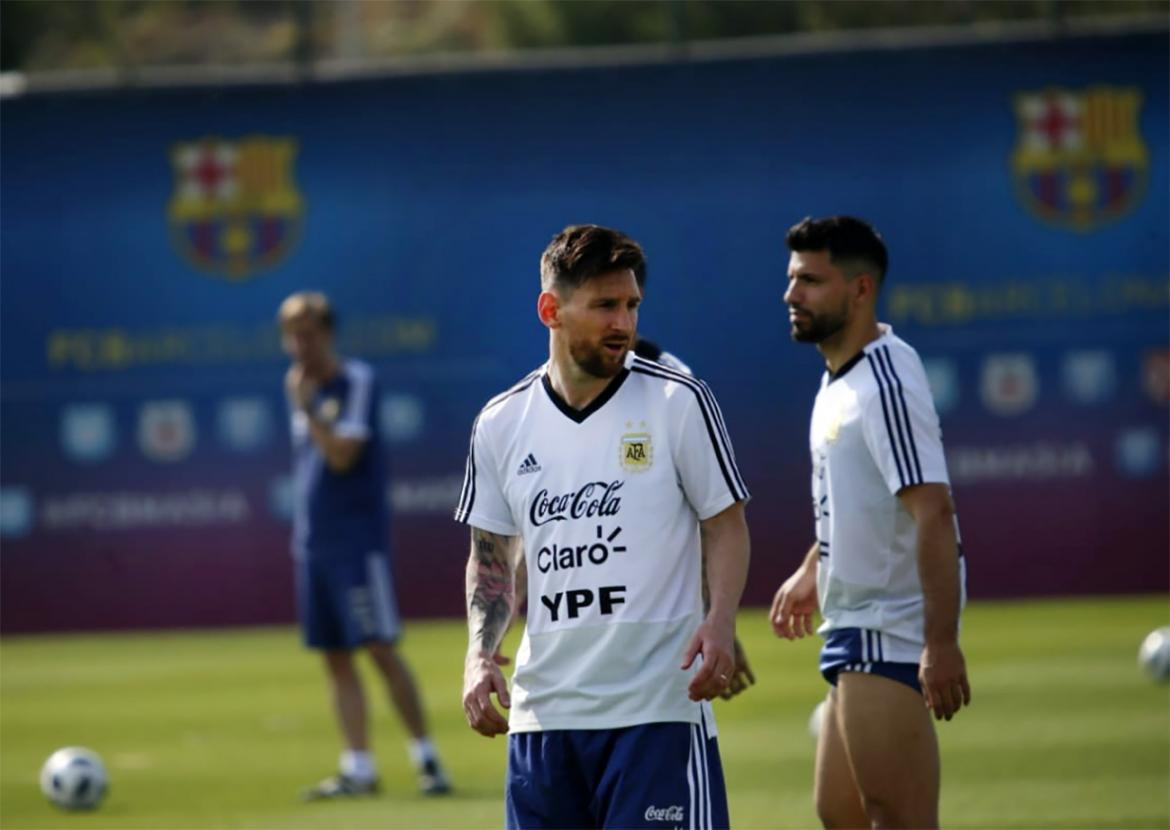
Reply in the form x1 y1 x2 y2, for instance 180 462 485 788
790 300 849 344
569 339 627 379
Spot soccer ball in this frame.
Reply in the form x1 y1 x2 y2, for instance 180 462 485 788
1138 626 1170 682
39 747 108 810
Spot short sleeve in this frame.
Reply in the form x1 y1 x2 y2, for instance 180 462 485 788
335 364 374 440
860 350 950 494
453 415 518 535
674 380 750 520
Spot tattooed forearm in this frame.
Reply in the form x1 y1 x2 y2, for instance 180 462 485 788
466 528 515 654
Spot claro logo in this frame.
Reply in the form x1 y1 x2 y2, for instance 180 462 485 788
529 480 623 526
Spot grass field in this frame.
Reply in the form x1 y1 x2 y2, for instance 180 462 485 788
2 596 1167 830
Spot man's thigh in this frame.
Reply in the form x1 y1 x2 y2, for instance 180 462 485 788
836 672 939 827
506 731 593 829
506 719 729 830
298 554 400 649
296 558 340 648
596 718 728 830
814 689 868 829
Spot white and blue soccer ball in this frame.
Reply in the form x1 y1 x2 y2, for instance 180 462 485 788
1138 626 1170 683
39 747 108 810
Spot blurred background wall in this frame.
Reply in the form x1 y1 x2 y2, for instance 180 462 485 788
1 1 1167 633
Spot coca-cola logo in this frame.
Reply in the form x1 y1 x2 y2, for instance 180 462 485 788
644 805 685 822
529 480 623 527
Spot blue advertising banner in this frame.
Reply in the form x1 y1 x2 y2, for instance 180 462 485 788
2 30 1166 632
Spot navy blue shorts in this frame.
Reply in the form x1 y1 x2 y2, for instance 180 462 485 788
820 627 921 694
505 713 728 829
296 553 401 650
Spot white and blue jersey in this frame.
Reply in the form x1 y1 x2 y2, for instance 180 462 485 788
809 325 966 670
288 359 400 648
456 352 749 733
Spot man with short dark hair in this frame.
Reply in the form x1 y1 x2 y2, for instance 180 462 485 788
769 217 970 829
456 225 751 829
279 291 450 800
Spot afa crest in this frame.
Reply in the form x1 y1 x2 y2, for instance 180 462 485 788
167 136 304 280
620 432 653 472
1011 86 1147 231
823 414 841 444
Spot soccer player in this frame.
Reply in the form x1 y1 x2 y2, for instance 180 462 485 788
455 225 751 829
279 292 451 800
769 217 970 829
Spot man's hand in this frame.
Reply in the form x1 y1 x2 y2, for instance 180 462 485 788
770 561 819 640
682 615 736 701
285 365 318 413
462 651 511 737
718 637 756 700
919 640 971 721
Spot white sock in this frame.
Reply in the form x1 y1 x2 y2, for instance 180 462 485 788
408 738 437 767
340 750 376 780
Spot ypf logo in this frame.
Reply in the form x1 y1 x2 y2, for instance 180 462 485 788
167 136 304 280
1010 86 1148 231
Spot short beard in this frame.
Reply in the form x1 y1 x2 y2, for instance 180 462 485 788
569 340 626 379
790 307 848 344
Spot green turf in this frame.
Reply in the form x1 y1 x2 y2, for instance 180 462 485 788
2 596 1167 829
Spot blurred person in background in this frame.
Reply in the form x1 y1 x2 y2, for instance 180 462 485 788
279 291 451 800
770 216 969 828
457 225 751 828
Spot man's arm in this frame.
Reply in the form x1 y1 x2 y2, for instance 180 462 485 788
682 501 750 701
286 365 364 473
304 418 365 472
490 553 527 667
770 542 819 640
462 527 519 737
899 482 971 721
701 543 755 699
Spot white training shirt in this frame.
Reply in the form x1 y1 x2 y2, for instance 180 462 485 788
455 352 749 732
810 324 966 659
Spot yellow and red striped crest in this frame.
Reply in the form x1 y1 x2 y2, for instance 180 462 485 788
167 136 305 280
1010 86 1148 232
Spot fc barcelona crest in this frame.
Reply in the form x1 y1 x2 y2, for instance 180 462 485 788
1010 86 1148 232
167 136 304 279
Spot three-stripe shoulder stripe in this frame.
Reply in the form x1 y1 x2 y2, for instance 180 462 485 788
629 357 748 502
454 413 481 523
865 345 924 489
633 357 748 500
455 370 542 523
484 367 544 413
